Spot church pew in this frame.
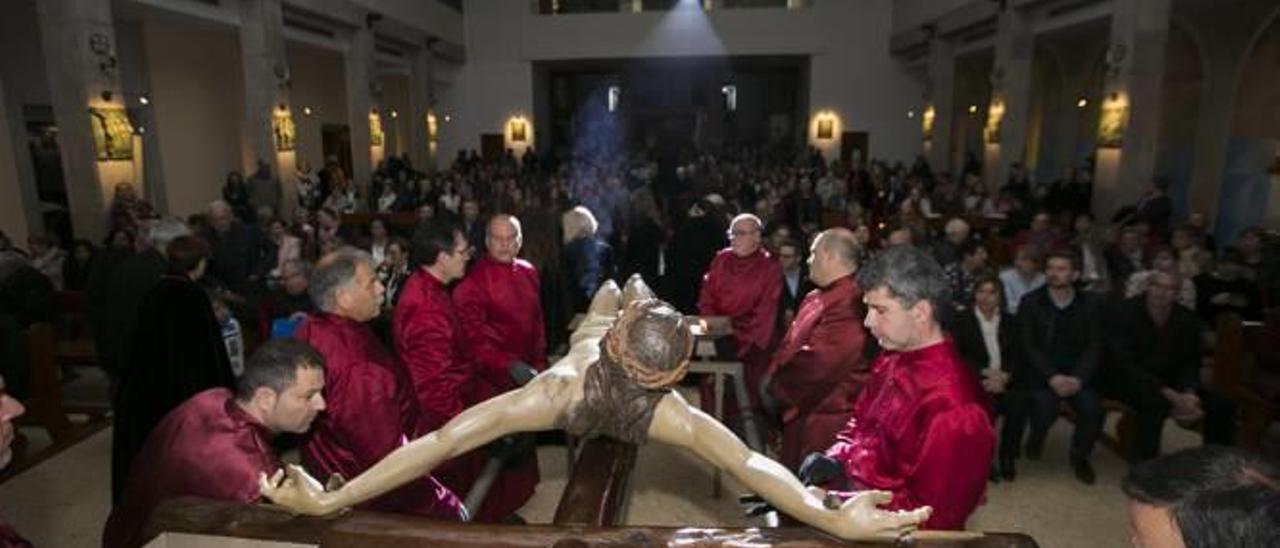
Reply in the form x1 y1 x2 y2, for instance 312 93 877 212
1211 313 1278 451
146 497 1040 547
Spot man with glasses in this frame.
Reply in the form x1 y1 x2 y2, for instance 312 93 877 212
697 213 783 435
295 248 465 521
452 214 546 522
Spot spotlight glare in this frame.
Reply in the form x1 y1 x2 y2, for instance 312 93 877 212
968 105 978 114
907 110 915 119
1076 97 1088 109
302 106 313 116
139 95 149 105
390 110 398 119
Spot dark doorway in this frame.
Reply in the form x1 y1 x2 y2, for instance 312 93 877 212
841 131 869 169
321 124 353 180
480 133 505 163
23 105 72 245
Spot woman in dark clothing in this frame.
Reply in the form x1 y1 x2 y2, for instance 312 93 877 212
222 171 253 223
62 239 96 291
951 275 1022 482
560 206 614 315
111 235 235 502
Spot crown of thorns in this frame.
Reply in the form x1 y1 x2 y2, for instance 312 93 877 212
603 299 694 390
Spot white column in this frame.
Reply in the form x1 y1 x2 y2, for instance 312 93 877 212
36 0 126 241
344 23 376 194
925 35 956 176
409 43 436 172
1092 0 1171 221
0 78 31 245
987 4 1034 189
238 0 291 208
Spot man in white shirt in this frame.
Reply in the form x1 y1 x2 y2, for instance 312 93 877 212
999 245 1045 314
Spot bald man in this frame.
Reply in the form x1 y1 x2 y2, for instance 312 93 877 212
697 213 783 433
451 214 545 522
765 229 870 471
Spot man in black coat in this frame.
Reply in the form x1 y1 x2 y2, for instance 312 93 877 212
100 220 189 385
205 200 266 295
775 239 813 329
1105 271 1236 464
1009 250 1105 484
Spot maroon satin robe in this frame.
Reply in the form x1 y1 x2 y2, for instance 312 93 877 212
0 518 30 548
449 256 546 521
766 275 869 471
824 339 994 530
296 313 464 521
102 389 278 548
697 248 783 420
392 269 484 501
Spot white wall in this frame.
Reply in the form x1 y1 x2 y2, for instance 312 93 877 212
444 0 924 163
144 20 246 218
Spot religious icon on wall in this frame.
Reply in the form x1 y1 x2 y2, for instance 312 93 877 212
369 112 385 147
1097 94 1127 148
427 111 439 144
273 109 296 152
510 120 527 143
983 101 1004 145
921 106 936 142
89 107 134 161
816 118 834 140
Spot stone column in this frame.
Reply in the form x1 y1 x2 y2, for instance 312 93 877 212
0 78 32 245
409 42 436 172
1092 0 1171 221
238 0 291 209
345 22 376 195
987 4 1034 190
35 0 126 241
925 35 956 176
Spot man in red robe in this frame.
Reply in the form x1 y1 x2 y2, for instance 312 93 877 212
766 228 869 472
815 246 993 531
450 215 545 521
102 339 327 548
296 248 464 521
697 213 783 432
0 375 31 548
392 221 481 498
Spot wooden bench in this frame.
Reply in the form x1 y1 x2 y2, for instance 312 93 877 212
145 439 1042 547
1211 313 1278 451
4 323 111 482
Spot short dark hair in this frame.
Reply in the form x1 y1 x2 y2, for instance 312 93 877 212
959 238 987 260
410 219 461 269
1045 249 1079 271
236 338 325 400
1123 446 1280 548
309 247 372 311
857 246 949 324
165 235 209 275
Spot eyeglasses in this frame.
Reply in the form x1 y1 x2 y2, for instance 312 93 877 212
728 229 760 239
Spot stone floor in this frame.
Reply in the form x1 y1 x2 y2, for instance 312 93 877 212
2 371 1269 548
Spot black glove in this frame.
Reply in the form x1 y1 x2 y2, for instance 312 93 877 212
508 360 538 387
798 452 841 486
737 453 842 517
486 433 536 464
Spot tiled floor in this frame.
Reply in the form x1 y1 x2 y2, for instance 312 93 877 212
2 377 1266 548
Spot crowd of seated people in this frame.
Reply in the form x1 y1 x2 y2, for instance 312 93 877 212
3 139 1280 539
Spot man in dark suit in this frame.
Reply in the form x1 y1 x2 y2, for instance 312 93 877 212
775 239 812 329
1009 250 1105 485
1105 271 1236 464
